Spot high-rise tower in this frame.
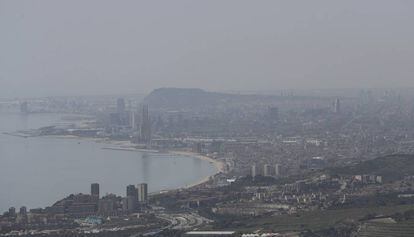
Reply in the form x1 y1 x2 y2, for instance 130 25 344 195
91 183 100 199
274 164 280 177
126 184 138 198
117 98 126 114
138 183 148 203
140 105 151 144
333 98 341 113
125 184 138 211
251 164 257 178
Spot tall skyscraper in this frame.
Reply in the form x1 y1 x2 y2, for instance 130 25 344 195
19 206 27 216
126 184 138 198
274 164 280 177
333 98 341 113
8 207 16 217
129 111 137 130
251 164 257 178
125 185 138 211
117 98 126 114
140 105 151 144
138 183 148 203
91 183 100 199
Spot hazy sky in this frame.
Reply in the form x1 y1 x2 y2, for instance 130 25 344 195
1 0 414 97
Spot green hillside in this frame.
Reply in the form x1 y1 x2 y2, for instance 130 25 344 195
328 154 414 182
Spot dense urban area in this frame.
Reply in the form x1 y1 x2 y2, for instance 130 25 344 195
1 88 414 237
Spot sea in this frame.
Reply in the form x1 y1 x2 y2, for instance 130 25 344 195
0 112 216 212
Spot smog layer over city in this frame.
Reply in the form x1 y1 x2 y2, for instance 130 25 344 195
1 1 414 237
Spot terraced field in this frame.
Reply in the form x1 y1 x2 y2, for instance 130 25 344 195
357 220 414 237
222 205 414 232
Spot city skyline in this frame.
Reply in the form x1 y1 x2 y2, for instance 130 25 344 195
2 1 414 236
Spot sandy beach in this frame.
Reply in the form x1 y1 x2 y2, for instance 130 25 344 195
168 150 225 173
168 150 226 188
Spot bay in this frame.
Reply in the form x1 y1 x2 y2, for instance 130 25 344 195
0 112 216 212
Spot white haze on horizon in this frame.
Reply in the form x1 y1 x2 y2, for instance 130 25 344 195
1 0 414 98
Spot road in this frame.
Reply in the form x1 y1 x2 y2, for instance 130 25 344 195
156 212 213 230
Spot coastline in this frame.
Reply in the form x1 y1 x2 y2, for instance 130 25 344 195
32 134 225 191
168 150 226 189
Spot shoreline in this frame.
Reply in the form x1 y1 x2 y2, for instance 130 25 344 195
28 134 225 192
167 150 226 189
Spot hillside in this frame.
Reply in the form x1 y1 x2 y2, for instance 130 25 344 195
328 154 414 182
213 205 414 233
357 220 414 237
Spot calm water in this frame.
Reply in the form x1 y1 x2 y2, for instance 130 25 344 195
0 112 216 212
